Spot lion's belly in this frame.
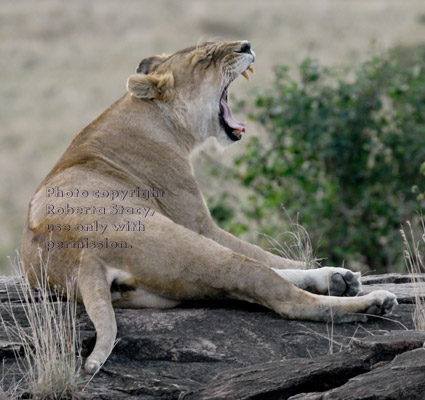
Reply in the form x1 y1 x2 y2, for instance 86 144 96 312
111 287 181 309
106 266 180 309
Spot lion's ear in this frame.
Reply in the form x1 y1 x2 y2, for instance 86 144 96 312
136 55 169 74
127 72 174 100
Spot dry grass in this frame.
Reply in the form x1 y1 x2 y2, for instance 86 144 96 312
2 0 425 273
260 209 320 269
0 252 83 399
400 221 425 331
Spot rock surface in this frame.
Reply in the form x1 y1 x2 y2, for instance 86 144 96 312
1 274 425 399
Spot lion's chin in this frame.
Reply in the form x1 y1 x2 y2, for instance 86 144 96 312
214 129 240 149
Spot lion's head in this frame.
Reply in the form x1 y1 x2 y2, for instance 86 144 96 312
126 41 255 146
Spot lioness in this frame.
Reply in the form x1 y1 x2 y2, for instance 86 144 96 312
22 41 397 374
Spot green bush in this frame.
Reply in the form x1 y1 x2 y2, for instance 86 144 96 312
210 44 425 272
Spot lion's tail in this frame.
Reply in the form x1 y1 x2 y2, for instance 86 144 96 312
78 264 117 374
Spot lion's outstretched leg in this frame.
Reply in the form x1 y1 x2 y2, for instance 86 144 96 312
78 262 117 374
113 215 397 324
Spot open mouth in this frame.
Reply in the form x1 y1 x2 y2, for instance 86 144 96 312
219 64 255 141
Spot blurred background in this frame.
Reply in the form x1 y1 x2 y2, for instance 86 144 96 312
1 0 425 274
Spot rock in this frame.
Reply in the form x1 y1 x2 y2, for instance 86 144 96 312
1 274 425 399
361 273 425 285
290 347 425 400
182 331 425 400
361 273 425 304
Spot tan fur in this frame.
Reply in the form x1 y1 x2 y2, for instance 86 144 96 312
21 41 397 373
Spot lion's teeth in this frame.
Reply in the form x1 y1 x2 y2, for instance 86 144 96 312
233 128 245 135
241 65 255 80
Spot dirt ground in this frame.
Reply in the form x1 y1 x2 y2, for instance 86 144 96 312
1 0 425 273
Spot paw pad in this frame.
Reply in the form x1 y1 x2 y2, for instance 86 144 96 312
365 291 398 317
329 270 361 297
329 273 347 296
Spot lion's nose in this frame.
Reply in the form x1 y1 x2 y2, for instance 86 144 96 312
239 42 251 54
236 41 255 60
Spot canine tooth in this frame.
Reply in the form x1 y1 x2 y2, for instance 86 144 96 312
248 65 255 75
241 70 250 81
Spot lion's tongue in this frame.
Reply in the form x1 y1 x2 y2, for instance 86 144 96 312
220 98 246 133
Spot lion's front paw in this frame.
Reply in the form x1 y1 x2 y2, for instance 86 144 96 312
329 268 362 297
309 267 362 297
273 266 363 297
327 290 398 324
363 290 398 317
